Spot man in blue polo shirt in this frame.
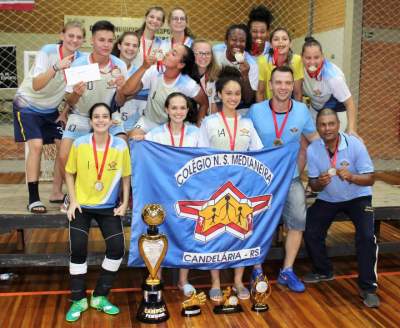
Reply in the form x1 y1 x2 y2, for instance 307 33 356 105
247 66 319 292
304 108 378 308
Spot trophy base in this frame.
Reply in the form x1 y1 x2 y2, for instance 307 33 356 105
137 300 169 323
251 303 269 312
213 304 243 314
181 305 201 317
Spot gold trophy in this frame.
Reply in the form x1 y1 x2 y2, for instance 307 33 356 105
137 204 169 323
251 274 272 312
181 291 207 317
213 287 243 314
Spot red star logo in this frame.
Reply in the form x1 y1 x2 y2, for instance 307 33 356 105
175 181 272 242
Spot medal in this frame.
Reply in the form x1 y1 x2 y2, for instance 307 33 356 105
270 100 291 147
92 134 111 192
326 135 340 177
220 111 238 151
94 181 104 191
327 168 337 176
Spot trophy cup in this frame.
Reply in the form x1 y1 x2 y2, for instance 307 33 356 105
137 204 169 323
181 291 207 317
251 274 272 312
213 287 243 314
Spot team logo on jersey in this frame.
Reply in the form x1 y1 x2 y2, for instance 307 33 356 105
290 127 299 134
340 160 350 167
108 161 118 170
313 89 322 96
175 181 272 242
239 128 250 137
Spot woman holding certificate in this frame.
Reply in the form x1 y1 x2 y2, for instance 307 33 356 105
198 67 263 302
65 103 131 322
13 21 85 213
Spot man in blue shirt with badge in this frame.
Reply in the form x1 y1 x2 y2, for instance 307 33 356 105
247 66 319 292
304 108 379 308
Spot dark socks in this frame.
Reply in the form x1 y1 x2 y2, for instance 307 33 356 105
93 268 117 297
28 181 40 205
70 273 87 301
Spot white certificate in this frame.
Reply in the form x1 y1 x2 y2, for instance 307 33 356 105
65 63 101 86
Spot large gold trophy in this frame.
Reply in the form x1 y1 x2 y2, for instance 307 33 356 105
137 204 169 323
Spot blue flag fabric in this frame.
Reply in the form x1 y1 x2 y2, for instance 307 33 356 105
128 141 299 270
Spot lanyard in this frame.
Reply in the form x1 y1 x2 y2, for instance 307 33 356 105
141 35 154 62
92 134 111 182
326 135 340 168
270 100 291 141
220 111 238 151
168 123 185 147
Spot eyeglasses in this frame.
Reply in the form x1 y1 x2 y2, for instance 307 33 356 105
195 51 212 57
171 16 186 22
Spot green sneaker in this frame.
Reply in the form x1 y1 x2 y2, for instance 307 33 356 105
90 295 120 315
65 298 88 322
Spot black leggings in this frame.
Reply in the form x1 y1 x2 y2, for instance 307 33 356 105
69 209 125 301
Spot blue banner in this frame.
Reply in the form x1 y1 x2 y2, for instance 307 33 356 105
128 141 299 270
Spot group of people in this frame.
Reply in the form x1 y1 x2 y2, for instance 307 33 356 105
12 4 379 322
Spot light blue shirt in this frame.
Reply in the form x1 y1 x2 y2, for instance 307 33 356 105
246 100 316 178
307 132 373 202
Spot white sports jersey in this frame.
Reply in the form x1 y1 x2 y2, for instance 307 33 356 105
145 122 199 147
198 112 263 151
212 43 259 91
132 36 167 68
303 59 351 112
16 44 84 111
119 64 147 131
141 65 200 124
160 36 193 53
65 54 128 116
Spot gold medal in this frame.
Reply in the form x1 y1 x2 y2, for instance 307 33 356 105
273 138 283 146
327 168 336 176
94 181 104 192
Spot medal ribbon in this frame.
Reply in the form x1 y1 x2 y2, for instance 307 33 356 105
58 45 70 81
141 35 154 62
200 72 208 96
306 61 323 80
272 48 285 67
171 36 188 49
220 112 238 151
167 123 185 147
326 135 340 168
270 100 291 141
92 134 111 183
251 41 263 56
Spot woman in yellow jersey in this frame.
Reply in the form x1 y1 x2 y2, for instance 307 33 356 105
64 103 131 322
256 27 303 102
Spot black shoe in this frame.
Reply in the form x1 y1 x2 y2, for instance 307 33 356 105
303 272 334 283
360 290 380 308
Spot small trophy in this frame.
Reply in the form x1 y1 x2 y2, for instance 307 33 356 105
213 287 243 314
181 291 207 317
251 274 272 312
137 204 169 323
